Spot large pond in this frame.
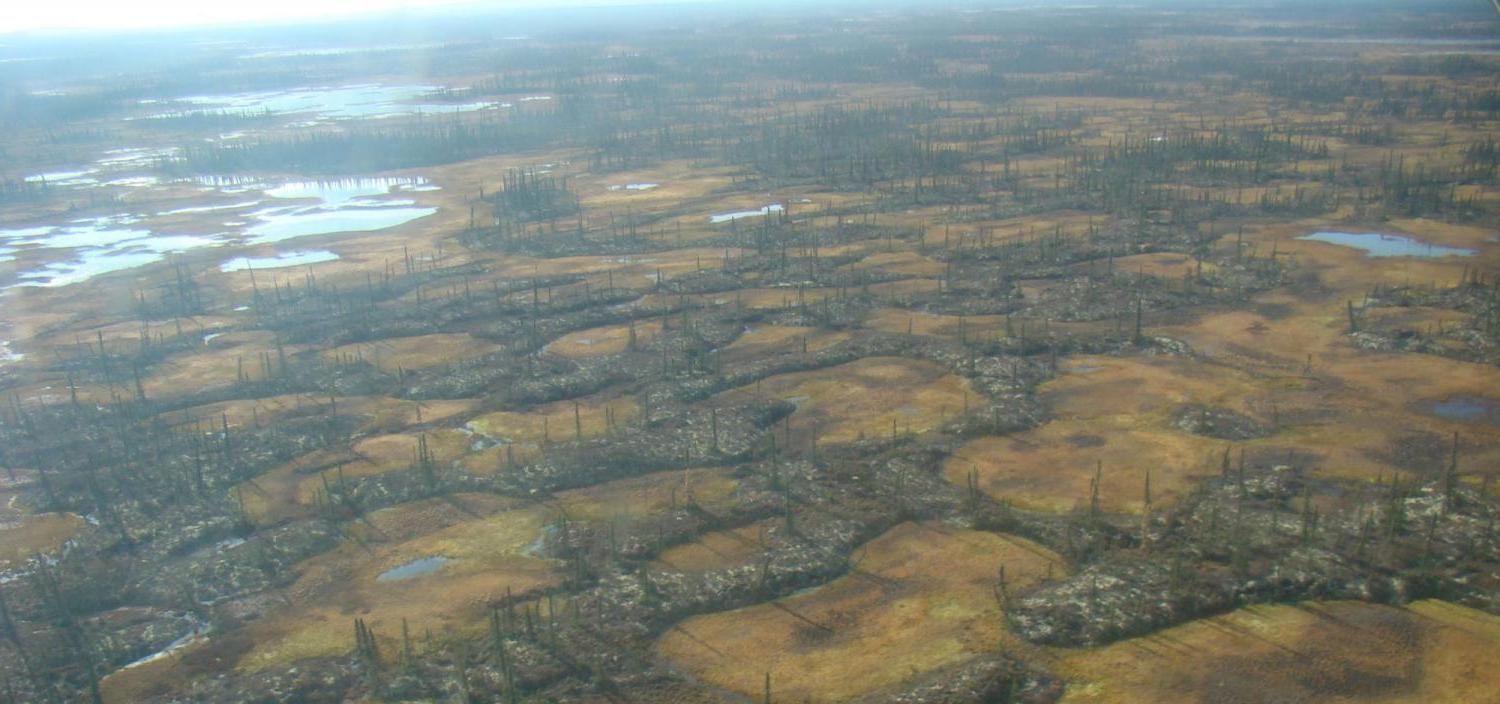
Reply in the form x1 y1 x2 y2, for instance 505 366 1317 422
243 177 436 244
1298 231 1476 258
152 84 501 122
2 220 219 288
21 148 180 193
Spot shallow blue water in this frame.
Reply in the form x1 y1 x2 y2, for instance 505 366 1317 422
1298 231 1475 258
2 175 437 286
243 178 438 243
262 177 424 205
245 206 435 244
710 204 784 224
220 250 340 272
166 85 499 121
1427 397 1500 424
377 556 451 582
6 226 220 288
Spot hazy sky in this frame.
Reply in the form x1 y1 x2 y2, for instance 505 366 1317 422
0 0 682 34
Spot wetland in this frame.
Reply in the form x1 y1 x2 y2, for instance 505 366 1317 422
3 1 1500 702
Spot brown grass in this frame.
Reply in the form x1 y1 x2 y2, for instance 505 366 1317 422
657 522 1066 702
466 395 639 465
321 332 499 371
235 498 559 673
140 331 309 396
848 251 946 277
551 467 740 523
715 356 974 446
546 320 664 358
652 519 778 572
946 355 1272 513
719 325 850 363
0 487 85 568
1056 600 1500 704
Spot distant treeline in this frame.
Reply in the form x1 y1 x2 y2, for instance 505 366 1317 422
163 113 562 174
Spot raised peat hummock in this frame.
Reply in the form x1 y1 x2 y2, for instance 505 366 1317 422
3 2 1500 703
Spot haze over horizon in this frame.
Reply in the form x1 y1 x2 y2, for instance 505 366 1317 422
0 0 714 35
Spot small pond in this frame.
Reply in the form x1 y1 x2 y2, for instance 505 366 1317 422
219 250 340 272
377 555 451 582
710 204 784 224
1425 396 1500 425
1298 231 1475 258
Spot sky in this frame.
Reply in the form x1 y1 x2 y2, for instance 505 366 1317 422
0 0 685 34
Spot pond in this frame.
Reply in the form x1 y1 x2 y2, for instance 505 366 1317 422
24 169 97 187
260 177 432 204
377 555 451 582
245 206 435 244
1425 396 1500 425
156 201 261 217
243 177 438 244
1298 231 1475 258
156 84 501 122
121 617 211 670
710 204 784 224
219 250 340 272
96 147 179 169
1 176 435 286
4 222 220 288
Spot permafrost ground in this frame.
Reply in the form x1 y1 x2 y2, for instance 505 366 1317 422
2 2 1500 702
